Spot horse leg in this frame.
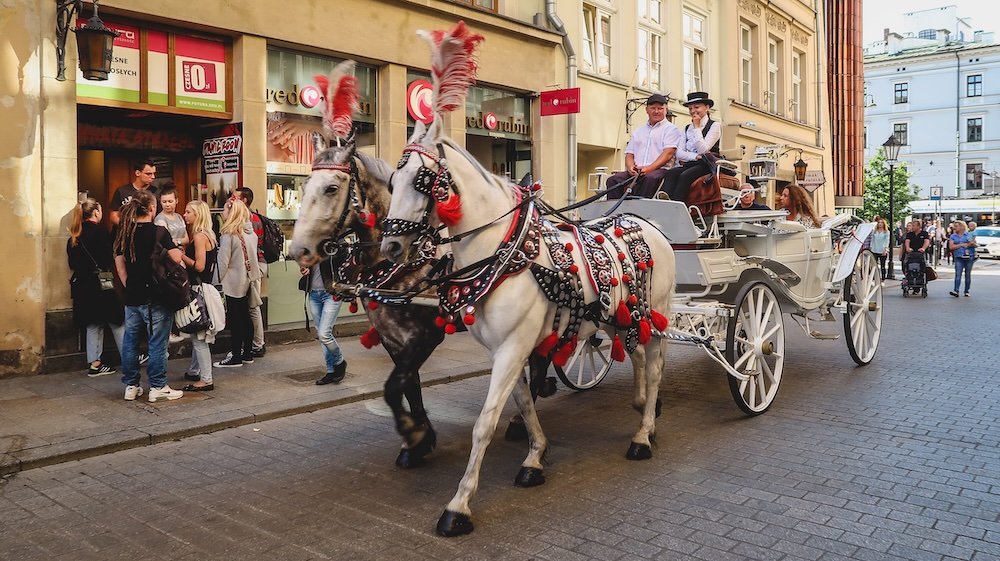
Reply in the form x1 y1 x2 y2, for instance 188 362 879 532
399 369 437 466
504 354 551 442
510 374 547 487
626 337 665 460
437 347 530 537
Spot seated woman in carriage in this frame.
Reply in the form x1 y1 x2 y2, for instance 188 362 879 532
778 184 820 228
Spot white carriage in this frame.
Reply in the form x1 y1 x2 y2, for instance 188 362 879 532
561 189 882 415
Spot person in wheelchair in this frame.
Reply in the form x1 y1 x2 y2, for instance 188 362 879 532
605 93 683 199
662 92 723 202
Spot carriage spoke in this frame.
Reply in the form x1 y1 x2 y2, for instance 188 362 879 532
761 323 781 342
761 359 776 385
734 349 754 371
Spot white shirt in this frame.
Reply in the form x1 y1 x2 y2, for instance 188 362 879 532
675 120 722 163
625 119 684 168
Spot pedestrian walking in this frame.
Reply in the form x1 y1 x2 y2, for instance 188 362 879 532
214 198 261 368
234 187 267 358
948 220 975 297
301 261 347 385
113 191 184 402
870 218 890 281
67 198 124 376
180 200 219 391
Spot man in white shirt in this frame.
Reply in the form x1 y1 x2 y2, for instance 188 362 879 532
663 92 723 201
606 93 683 198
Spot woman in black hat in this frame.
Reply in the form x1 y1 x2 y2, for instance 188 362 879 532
662 92 722 202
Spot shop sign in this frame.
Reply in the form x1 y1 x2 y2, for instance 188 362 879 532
266 49 376 121
407 80 434 124
540 87 581 116
77 123 198 152
466 112 529 136
202 123 243 208
175 36 227 113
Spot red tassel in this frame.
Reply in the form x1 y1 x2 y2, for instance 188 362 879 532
552 339 577 368
611 335 626 362
349 301 358 314
436 193 463 226
367 300 379 310
463 313 475 325
360 327 381 349
651 310 669 332
616 300 632 327
534 331 559 357
434 316 447 328
639 319 652 344
444 323 457 335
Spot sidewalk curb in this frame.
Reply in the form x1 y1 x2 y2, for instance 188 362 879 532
1 367 491 476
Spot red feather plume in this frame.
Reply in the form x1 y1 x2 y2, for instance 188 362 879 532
315 60 358 141
436 193 463 226
419 21 484 117
360 327 381 349
611 336 626 362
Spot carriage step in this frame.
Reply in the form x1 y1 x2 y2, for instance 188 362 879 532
808 330 840 340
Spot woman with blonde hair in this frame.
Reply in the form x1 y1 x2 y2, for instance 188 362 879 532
180 200 219 389
214 198 261 367
67 198 124 376
778 184 821 228
870 217 890 281
949 220 976 297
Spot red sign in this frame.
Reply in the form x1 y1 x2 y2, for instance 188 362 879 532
406 80 434 124
540 87 581 116
483 112 498 130
299 85 321 108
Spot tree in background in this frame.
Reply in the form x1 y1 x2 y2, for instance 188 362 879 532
862 147 919 228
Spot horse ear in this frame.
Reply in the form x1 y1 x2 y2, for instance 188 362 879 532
312 131 328 154
409 119 427 143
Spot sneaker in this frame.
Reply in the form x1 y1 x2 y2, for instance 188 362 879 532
148 386 183 402
168 333 185 344
138 353 149 365
252 345 266 358
87 364 117 377
183 372 201 382
949 291 959 297
213 355 244 368
242 357 255 365
965 292 970 297
123 385 144 401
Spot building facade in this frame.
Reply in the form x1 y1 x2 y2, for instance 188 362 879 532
2 0 853 376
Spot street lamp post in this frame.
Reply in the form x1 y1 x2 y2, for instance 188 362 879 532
883 135 902 280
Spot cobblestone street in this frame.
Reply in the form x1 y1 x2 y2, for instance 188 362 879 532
1 263 998 561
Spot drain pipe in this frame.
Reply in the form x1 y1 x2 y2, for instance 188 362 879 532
545 0 578 205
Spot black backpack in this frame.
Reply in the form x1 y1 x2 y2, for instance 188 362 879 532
255 211 284 264
149 229 192 311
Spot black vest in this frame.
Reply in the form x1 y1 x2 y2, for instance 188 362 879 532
685 118 721 155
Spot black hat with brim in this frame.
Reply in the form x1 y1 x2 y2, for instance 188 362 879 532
682 92 714 107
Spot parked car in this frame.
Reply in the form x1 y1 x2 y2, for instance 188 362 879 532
973 226 1000 259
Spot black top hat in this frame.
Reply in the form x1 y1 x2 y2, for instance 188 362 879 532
682 92 714 107
646 93 668 105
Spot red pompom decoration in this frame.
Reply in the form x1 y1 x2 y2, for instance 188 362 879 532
358 211 376 229
552 339 578 368
534 331 560 357
463 313 476 325
610 277 619 286
611 335 626 362
436 193 463 226
647 259 655 268
531 182 542 191
434 316 447 328
616 300 632 327
651 310 669 332
565 242 573 251
638 319 652 344
637 262 647 271
444 323 458 335
360 327 381 349
618 252 626 261
594 234 605 244
628 294 638 305
349 301 359 314
367 300 379 310
622 274 631 283
614 227 624 237
569 264 579 274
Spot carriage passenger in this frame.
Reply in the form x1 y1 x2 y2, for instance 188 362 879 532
735 183 771 210
662 92 723 202
778 184 820 228
605 93 683 199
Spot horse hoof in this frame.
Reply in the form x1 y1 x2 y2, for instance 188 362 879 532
437 510 474 537
539 376 558 398
411 425 437 457
655 398 662 418
625 442 652 460
504 419 528 442
395 448 427 469
514 466 546 487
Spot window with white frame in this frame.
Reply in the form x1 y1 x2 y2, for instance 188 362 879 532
637 28 661 91
740 23 754 105
683 11 706 94
582 4 612 76
637 0 661 25
790 50 802 121
767 37 782 114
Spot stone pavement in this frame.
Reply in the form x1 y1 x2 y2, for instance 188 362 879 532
0 332 491 476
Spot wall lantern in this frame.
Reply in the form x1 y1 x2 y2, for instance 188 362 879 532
793 155 808 182
55 0 119 81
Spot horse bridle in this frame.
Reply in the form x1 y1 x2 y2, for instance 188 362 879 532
310 153 371 257
382 142 456 241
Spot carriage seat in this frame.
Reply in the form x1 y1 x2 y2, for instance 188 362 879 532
577 199 703 244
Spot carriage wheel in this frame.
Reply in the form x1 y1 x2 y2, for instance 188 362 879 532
554 334 614 391
843 250 883 365
725 282 785 416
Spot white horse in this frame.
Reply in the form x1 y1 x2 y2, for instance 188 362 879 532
380 22 676 537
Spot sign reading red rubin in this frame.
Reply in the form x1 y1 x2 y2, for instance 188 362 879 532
406 80 434 124
540 87 581 116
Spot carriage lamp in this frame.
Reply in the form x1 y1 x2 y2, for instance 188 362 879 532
55 0 119 81
883 135 903 280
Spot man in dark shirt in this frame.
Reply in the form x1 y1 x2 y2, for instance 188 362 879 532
735 184 771 210
903 219 930 255
110 160 160 227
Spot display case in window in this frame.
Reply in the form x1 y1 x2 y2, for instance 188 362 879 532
267 174 305 221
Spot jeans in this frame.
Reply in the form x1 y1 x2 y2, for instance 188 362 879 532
954 257 973 293
227 293 253 361
86 322 124 364
308 289 344 373
189 337 213 384
121 303 172 389
876 253 888 280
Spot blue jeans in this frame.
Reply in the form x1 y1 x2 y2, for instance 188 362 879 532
188 337 213 384
954 257 973 293
121 303 172 389
308 290 344 373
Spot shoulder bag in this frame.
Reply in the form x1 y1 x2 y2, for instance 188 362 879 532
80 242 115 291
240 235 263 308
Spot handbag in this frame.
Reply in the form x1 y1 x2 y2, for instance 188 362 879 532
239 235 264 308
174 284 212 334
81 243 115 291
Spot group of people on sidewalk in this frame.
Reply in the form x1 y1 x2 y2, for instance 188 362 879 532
866 216 979 296
67 161 347 402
